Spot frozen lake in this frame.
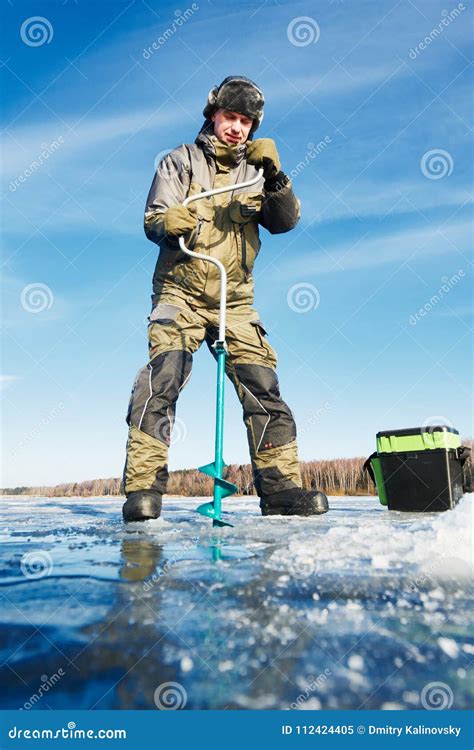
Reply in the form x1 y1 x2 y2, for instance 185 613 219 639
0 494 472 710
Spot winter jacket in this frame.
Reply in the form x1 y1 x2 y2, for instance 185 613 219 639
144 124 301 309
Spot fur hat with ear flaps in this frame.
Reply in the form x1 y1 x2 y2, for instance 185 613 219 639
202 76 265 134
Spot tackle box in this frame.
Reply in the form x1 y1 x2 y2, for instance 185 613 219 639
364 425 471 512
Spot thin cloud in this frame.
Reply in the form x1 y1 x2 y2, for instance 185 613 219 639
1 107 184 179
299 182 473 226
0 375 21 388
274 219 471 275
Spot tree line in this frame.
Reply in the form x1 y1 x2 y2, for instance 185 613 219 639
1 457 375 497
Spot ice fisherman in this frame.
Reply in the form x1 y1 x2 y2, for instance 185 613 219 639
122 75 329 522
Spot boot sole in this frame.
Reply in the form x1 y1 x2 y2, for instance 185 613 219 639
262 499 329 516
262 507 329 516
122 496 161 522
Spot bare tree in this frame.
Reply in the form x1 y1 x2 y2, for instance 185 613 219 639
0 457 377 497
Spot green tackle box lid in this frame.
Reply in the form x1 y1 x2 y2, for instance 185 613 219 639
376 425 460 453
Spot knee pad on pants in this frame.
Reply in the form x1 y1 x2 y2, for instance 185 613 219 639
126 350 192 444
233 363 297 453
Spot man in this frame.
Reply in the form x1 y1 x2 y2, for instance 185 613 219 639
122 75 329 522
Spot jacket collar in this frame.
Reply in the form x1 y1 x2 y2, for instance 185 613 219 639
195 121 248 167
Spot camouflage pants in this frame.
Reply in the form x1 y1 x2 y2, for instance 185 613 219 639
123 297 302 498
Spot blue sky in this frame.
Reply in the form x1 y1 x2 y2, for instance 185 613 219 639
1 0 472 487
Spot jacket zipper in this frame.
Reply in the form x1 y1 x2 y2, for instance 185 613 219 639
193 218 203 249
239 226 250 282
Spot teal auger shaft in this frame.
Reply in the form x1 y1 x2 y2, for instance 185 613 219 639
212 344 226 524
195 342 237 527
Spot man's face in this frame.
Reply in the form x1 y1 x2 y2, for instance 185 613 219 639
211 108 253 145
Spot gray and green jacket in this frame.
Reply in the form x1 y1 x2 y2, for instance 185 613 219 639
144 124 301 309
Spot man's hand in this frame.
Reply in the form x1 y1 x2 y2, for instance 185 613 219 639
163 205 198 238
246 138 281 180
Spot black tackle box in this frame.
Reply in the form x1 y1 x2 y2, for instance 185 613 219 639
364 425 471 512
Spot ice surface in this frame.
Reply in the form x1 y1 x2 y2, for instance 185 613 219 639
0 494 472 710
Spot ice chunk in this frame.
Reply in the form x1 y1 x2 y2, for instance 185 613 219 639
437 637 459 658
348 654 364 671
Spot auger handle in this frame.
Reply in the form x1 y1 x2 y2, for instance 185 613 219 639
178 168 264 343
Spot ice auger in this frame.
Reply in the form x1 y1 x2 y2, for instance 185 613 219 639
178 168 264 527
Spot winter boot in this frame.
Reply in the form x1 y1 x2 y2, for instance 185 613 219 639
122 490 162 522
260 488 329 516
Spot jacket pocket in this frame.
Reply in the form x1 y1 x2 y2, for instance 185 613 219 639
170 183 214 294
184 181 213 254
148 302 185 324
249 319 278 368
155 226 209 297
250 318 268 345
229 191 262 281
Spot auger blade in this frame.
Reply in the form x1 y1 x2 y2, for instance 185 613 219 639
198 461 219 478
213 518 233 528
198 464 237 498
216 477 238 499
196 501 215 519
198 460 232 478
196 501 234 528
